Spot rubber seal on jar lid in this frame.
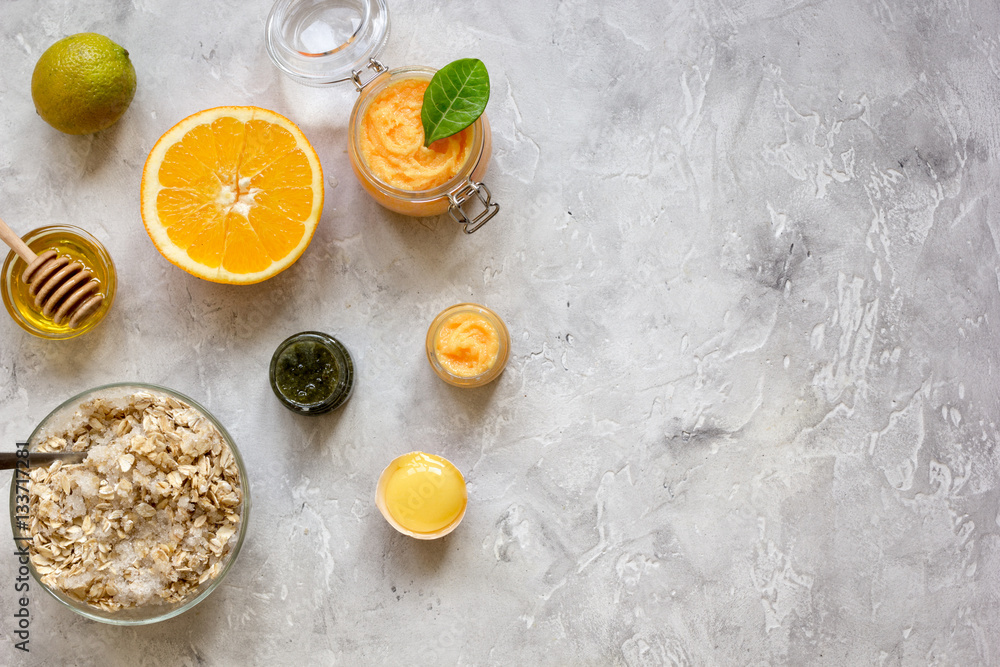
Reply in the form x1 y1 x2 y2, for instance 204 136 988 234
265 0 390 87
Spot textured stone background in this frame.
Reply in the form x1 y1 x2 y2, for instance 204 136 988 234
1 0 999 664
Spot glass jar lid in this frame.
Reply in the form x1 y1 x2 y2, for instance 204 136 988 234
265 0 390 87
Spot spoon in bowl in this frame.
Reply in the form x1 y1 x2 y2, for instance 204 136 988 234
0 450 87 470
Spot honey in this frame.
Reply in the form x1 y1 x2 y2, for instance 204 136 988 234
1 225 116 339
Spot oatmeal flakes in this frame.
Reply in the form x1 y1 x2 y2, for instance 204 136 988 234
27 391 243 611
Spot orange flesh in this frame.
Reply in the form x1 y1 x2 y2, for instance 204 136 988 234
359 79 474 191
154 117 316 275
434 312 500 377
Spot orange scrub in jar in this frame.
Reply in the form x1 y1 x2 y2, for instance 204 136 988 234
434 311 500 377
426 303 510 387
358 78 474 191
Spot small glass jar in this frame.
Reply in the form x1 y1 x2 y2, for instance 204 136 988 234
269 331 355 414
426 303 510 388
1 224 116 340
265 0 499 232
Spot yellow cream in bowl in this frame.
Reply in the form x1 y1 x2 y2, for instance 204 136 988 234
378 452 467 537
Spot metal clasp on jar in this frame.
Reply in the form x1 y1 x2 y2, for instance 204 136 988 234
448 180 499 234
351 58 388 91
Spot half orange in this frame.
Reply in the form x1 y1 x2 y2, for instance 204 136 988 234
141 106 323 284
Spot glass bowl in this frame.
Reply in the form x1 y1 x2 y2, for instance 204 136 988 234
1 225 117 340
9 383 251 625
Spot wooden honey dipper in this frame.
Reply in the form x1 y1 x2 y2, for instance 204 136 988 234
0 215 104 328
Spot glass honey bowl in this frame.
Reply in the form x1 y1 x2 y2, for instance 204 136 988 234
265 0 499 233
1 225 116 340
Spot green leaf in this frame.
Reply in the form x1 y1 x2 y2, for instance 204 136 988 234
421 58 490 147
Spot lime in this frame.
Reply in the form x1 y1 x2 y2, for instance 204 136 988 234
31 33 136 135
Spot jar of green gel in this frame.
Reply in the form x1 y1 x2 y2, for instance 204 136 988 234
269 331 355 415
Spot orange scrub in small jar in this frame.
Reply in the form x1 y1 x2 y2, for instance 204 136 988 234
359 78 474 191
435 311 499 377
426 303 510 387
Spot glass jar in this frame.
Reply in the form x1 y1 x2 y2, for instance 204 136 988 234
1 224 116 340
348 66 494 223
269 331 355 414
426 303 510 388
265 0 499 232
